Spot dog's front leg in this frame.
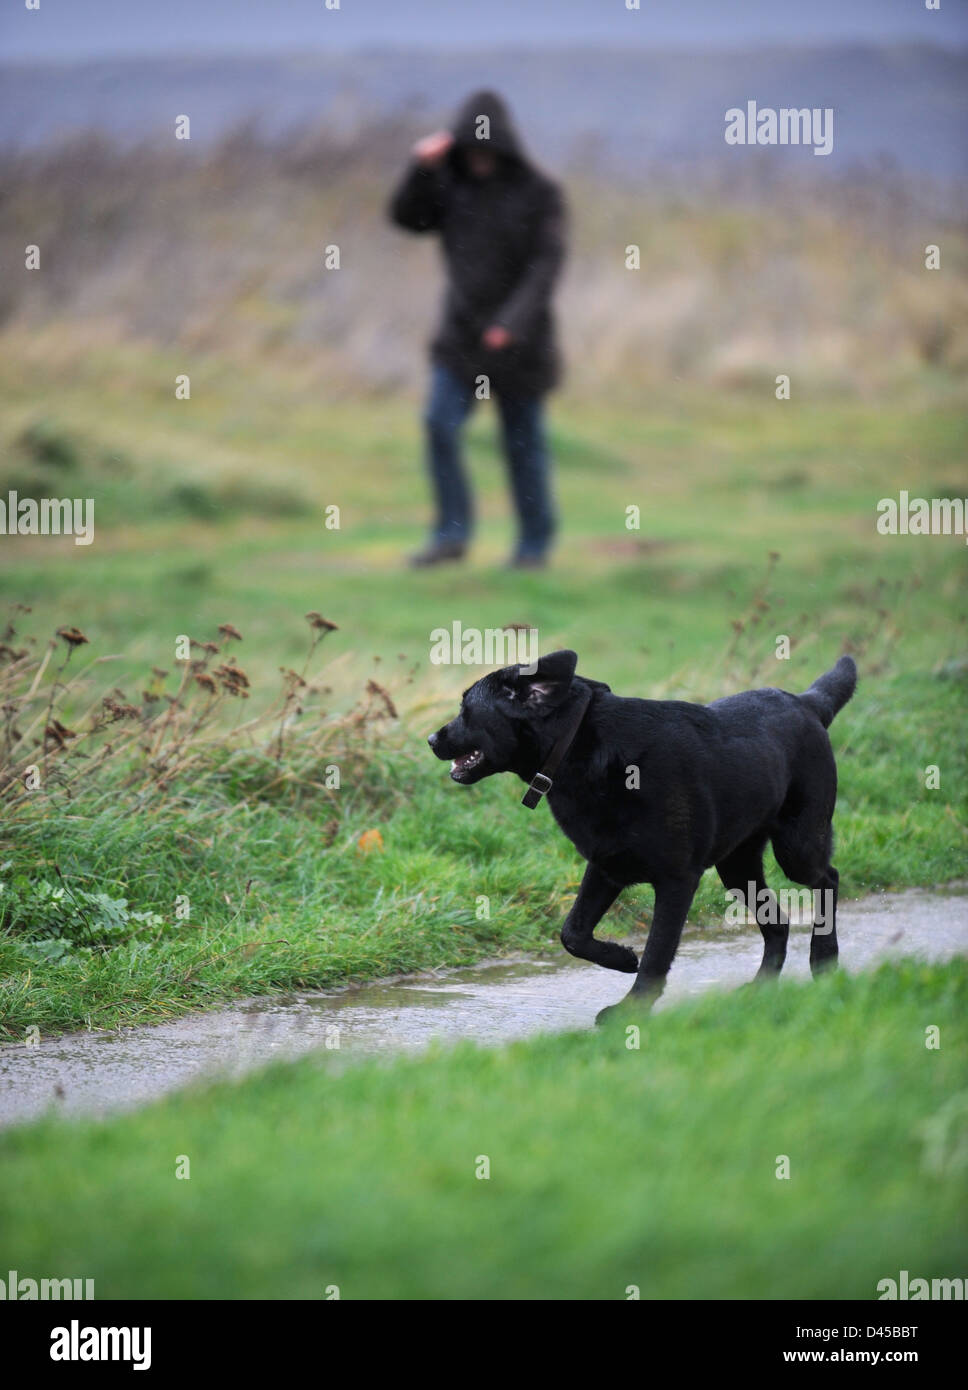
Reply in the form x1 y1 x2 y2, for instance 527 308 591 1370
596 874 699 1022
560 863 638 973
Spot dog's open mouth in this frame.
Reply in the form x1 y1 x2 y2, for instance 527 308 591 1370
450 749 484 780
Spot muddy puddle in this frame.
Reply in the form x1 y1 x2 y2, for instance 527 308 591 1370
1 885 966 1128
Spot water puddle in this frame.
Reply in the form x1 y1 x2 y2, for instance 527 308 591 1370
1 886 966 1128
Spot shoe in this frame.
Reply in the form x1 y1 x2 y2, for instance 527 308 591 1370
409 540 467 568
507 553 548 570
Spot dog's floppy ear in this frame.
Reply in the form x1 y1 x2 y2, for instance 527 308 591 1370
515 649 578 708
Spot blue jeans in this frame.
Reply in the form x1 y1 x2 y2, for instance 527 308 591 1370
423 364 555 558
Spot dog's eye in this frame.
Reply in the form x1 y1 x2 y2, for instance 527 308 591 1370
501 684 517 701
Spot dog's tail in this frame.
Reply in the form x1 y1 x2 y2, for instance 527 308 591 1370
799 656 858 728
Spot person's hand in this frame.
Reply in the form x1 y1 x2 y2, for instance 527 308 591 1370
413 131 454 166
482 325 512 350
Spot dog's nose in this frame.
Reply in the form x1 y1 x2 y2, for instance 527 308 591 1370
427 732 438 750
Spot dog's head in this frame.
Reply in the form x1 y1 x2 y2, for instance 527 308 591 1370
428 649 580 784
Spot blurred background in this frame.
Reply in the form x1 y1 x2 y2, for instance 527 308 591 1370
0 0 965 672
1 0 967 397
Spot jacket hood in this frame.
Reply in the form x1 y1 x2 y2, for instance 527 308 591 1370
449 89 527 164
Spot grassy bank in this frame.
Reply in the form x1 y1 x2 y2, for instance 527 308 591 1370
1 346 966 1040
2 959 965 1299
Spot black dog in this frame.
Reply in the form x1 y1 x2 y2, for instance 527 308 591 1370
429 650 856 1019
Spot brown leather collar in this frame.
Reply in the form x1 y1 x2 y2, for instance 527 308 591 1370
521 685 593 810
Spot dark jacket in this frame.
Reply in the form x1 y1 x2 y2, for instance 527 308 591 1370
389 90 566 397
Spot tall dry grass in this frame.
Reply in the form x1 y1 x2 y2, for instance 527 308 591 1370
1 121 966 396
0 605 406 818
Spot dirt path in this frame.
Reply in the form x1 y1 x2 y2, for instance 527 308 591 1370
2 885 966 1128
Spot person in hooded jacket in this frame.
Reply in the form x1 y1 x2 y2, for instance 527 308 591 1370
389 90 567 568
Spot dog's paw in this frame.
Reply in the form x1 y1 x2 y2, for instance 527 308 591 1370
746 967 782 988
598 941 639 974
595 1001 624 1028
595 991 656 1028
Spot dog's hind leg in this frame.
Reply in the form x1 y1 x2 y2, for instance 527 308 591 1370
771 822 839 977
716 838 789 977
808 865 839 975
560 863 638 973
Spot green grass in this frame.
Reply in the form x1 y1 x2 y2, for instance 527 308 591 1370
2 959 965 1299
0 342 966 1039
